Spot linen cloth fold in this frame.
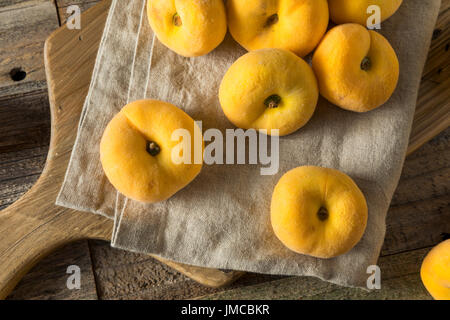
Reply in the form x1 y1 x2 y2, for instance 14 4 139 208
56 0 441 288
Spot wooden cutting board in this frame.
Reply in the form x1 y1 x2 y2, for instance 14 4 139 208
0 0 448 299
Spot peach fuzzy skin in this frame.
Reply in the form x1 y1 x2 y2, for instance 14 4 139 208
329 0 403 25
271 166 368 259
219 48 319 136
147 0 227 57
100 100 203 203
312 24 399 112
421 239 450 300
227 0 329 57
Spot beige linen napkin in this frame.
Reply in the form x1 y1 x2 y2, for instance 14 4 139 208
57 0 441 288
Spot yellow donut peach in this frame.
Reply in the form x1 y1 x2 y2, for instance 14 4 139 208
420 239 450 300
100 99 203 203
226 0 329 57
329 0 403 26
312 23 399 112
219 48 319 136
147 0 227 57
271 166 368 258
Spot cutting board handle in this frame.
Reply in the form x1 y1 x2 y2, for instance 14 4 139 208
0 197 76 299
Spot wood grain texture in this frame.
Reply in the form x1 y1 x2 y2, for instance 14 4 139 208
85 239 283 300
409 0 450 153
199 247 434 300
0 0 59 97
0 91 50 209
6 240 97 300
1 0 449 299
382 129 450 255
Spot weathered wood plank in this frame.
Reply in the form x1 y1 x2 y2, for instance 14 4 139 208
0 90 50 209
198 247 433 300
1 1 98 300
384 195 450 255
89 240 219 300
6 240 98 300
0 90 50 152
88 240 282 300
409 2 450 154
0 0 59 98
421 0 449 79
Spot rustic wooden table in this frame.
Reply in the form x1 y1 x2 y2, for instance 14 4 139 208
1 0 449 300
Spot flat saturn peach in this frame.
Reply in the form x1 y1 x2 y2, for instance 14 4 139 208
219 48 319 136
147 0 227 57
100 99 203 203
226 0 329 57
312 23 399 112
271 166 368 259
